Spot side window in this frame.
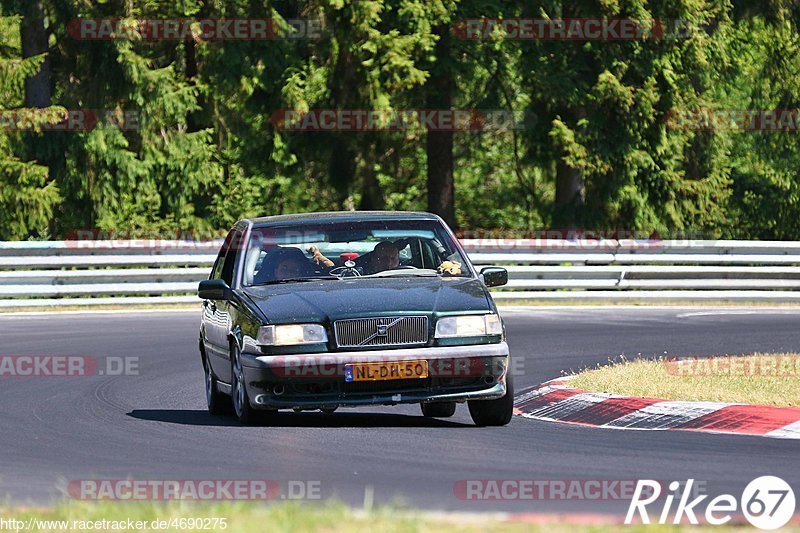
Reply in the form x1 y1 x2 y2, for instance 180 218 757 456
209 230 234 280
210 255 225 280
220 230 243 286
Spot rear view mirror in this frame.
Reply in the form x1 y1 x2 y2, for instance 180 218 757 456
198 279 231 300
480 267 508 288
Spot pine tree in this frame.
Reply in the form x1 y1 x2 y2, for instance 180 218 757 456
518 1 732 234
0 14 61 239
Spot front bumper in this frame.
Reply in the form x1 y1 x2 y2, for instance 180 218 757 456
240 342 510 409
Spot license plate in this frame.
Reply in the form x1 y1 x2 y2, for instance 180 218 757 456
344 360 429 382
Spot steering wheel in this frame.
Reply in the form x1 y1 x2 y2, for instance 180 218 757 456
329 260 362 278
395 264 418 270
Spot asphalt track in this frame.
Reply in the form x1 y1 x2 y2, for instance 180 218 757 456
1 307 799 516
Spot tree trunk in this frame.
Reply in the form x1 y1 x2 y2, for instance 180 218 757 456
329 46 360 208
553 106 586 228
20 1 51 108
553 159 584 228
426 25 456 229
329 139 357 208
185 39 204 133
358 146 385 210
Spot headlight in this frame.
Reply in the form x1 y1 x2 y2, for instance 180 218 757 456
435 314 502 338
257 324 328 346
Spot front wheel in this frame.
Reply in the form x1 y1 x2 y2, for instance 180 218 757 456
468 374 514 426
421 402 456 418
231 342 256 425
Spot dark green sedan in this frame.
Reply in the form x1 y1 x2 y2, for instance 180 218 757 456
198 211 512 426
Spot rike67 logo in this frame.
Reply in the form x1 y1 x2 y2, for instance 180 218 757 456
626 476 796 530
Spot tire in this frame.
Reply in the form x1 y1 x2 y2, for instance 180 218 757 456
231 342 256 425
421 401 456 418
468 374 514 426
203 351 229 416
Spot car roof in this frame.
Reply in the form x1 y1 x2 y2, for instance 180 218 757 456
246 211 441 228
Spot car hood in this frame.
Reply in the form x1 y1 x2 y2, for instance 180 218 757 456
241 277 493 324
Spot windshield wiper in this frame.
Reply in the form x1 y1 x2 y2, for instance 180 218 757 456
253 276 339 286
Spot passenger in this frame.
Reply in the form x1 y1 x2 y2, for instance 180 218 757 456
366 241 400 274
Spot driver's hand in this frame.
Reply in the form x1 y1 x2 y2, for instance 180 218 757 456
308 245 334 267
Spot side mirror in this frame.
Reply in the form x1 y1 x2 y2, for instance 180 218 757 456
198 279 231 300
480 267 508 288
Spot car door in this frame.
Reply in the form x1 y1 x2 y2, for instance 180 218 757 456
201 229 240 383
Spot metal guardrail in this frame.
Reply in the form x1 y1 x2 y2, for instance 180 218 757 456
2 239 800 306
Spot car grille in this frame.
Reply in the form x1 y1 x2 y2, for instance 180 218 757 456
334 316 429 348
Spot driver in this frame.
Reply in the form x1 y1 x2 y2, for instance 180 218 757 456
366 241 400 274
274 255 309 280
255 247 313 283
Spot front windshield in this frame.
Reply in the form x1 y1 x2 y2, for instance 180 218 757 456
242 219 471 286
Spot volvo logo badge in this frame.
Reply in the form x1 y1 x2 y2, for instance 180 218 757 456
357 317 405 346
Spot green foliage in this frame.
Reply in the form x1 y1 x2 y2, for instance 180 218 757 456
1 2 800 238
518 1 736 234
0 15 62 240
722 18 800 239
